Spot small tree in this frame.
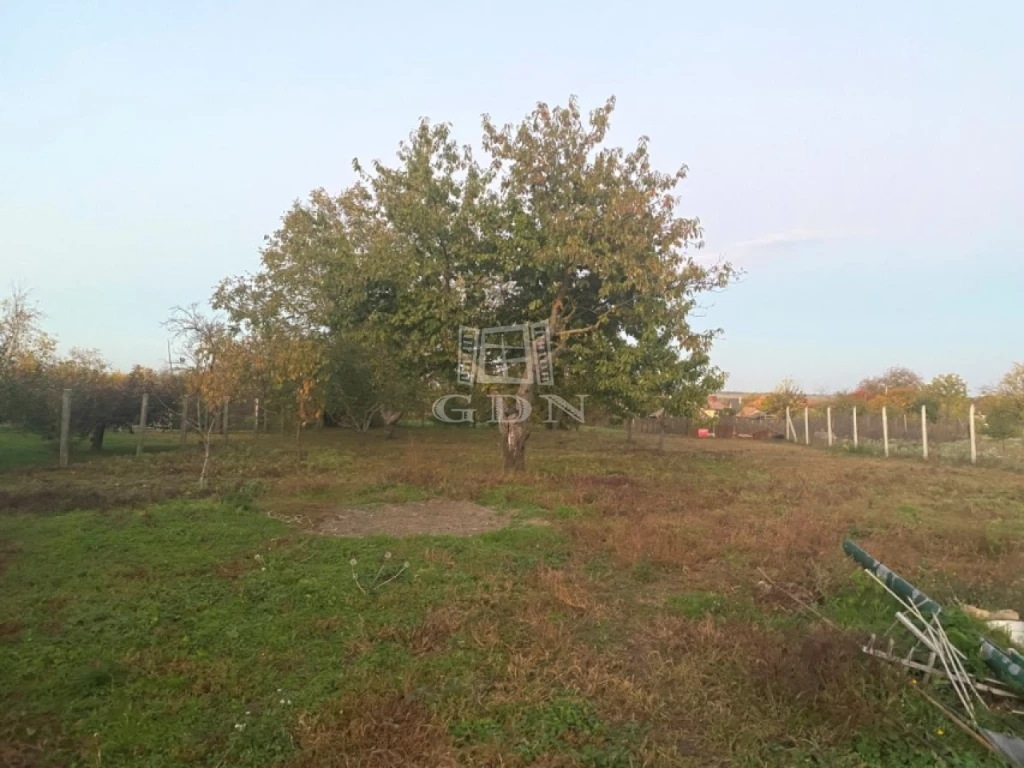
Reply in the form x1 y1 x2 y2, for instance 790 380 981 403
0 287 56 429
167 306 245 489
983 363 1024 440
925 373 969 419
762 378 806 416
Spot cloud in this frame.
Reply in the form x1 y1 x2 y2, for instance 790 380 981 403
729 228 859 250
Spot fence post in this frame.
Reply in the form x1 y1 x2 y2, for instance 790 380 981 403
804 407 810 445
852 406 858 448
882 406 890 457
785 407 792 441
969 403 977 464
827 407 833 447
180 394 189 448
59 388 71 468
136 393 149 457
254 398 260 436
921 404 928 460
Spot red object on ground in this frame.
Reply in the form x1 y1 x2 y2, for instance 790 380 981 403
697 428 710 438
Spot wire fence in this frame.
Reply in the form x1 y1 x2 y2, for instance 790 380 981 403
631 406 1024 471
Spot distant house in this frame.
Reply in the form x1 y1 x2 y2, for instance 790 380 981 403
738 404 768 420
702 394 742 419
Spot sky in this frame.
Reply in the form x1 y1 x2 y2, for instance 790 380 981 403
2 0 1022 393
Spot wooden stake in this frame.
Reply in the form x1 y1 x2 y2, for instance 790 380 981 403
136 393 149 457
882 406 890 457
804 406 810 445
253 398 260 436
852 406 858 448
827 407 833 447
914 687 999 757
59 388 71 468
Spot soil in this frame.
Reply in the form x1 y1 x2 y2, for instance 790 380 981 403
315 499 509 537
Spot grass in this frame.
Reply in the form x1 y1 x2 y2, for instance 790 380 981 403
1 425 1023 766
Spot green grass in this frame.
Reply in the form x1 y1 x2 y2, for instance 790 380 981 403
0 497 572 766
0 426 1021 766
0 427 183 472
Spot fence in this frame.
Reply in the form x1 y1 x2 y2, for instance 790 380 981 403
629 404 1024 469
777 404 982 464
49 390 299 468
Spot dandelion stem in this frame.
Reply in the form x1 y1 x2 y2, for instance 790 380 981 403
350 567 367 595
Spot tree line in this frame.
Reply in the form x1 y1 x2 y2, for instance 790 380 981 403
0 288 180 451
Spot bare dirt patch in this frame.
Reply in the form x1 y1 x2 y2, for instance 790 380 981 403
315 499 508 537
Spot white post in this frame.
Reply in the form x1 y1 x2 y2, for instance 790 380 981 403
882 406 890 457
827 407 833 447
969 403 977 465
136 393 149 457
59 388 71 468
804 407 810 445
921 404 928 460
253 398 260 436
786 407 792 441
852 406 859 448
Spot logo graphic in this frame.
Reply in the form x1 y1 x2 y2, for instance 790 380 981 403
433 320 585 425
457 322 553 387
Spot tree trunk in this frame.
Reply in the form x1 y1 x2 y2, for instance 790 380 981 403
382 409 402 439
500 418 529 472
90 421 106 452
497 373 535 472
199 436 211 491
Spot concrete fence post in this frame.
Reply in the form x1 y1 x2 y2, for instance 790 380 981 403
136 393 149 457
969 403 977 464
882 406 890 457
59 388 71 468
921 404 929 460
180 394 189 448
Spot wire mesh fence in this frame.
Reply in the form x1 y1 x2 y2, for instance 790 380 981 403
630 406 1024 471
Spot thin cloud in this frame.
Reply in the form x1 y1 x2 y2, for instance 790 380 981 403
729 228 859 250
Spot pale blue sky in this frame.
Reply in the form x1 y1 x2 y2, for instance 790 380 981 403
2 1 1022 392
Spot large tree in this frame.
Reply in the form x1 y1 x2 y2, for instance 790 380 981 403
216 96 733 470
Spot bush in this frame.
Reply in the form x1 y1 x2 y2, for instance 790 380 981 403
984 398 1022 440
